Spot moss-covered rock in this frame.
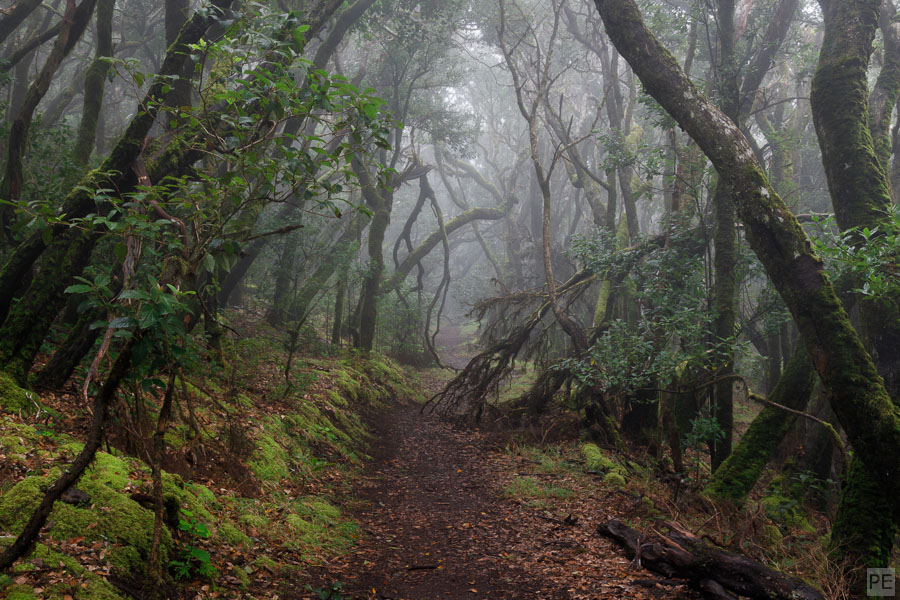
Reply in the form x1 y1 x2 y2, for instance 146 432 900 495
248 429 291 482
217 522 252 548
603 472 626 487
582 443 627 484
8 543 126 599
57 443 133 491
0 372 37 414
161 473 216 523
0 473 173 569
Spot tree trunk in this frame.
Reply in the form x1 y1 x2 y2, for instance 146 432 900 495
598 519 824 600
72 0 114 165
706 348 816 504
1 0 98 233
34 304 105 388
0 0 44 46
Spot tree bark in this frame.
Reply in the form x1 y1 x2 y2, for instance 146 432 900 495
0 0 44 46
72 0 115 164
1 0 98 233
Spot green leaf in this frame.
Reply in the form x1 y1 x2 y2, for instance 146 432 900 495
108 316 137 329
65 284 94 294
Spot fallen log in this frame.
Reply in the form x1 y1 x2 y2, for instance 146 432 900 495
597 519 824 600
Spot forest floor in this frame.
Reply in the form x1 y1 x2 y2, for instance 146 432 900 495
298 323 700 600
299 397 700 600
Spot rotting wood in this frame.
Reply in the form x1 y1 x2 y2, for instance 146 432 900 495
597 518 824 600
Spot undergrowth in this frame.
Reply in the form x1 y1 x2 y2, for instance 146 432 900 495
0 311 418 599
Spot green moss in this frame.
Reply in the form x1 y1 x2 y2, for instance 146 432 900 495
161 473 214 523
503 476 573 500
332 370 360 402
0 474 173 568
830 459 897 567
248 430 290 482
758 522 783 547
603 472 626 487
217 522 252 548
15 544 126 599
327 389 348 408
239 513 269 531
252 555 279 573
760 494 815 533
285 514 312 533
107 545 142 571
582 443 626 478
705 350 815 505
231 564 251 589
0 372 37 414
1 435 28 454
187 482 217 506
5 585 37 599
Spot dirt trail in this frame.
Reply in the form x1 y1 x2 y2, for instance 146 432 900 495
302 402 560 599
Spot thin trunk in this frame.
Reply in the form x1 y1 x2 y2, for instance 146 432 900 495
147 371 177 584
72 0 115 165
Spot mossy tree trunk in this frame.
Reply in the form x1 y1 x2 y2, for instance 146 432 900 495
592 0 900 527
705 348 816 504
809 0 900 573
355 158 392 352
0 0 235 326
707 0 799 470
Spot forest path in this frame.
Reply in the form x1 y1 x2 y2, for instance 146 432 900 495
301 401 558 599
296 397 698 600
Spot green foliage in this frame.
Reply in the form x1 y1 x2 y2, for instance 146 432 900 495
811 208 900 298
307 581 347 600
565 226 735 397
169 509 217 580
682 407 725 484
